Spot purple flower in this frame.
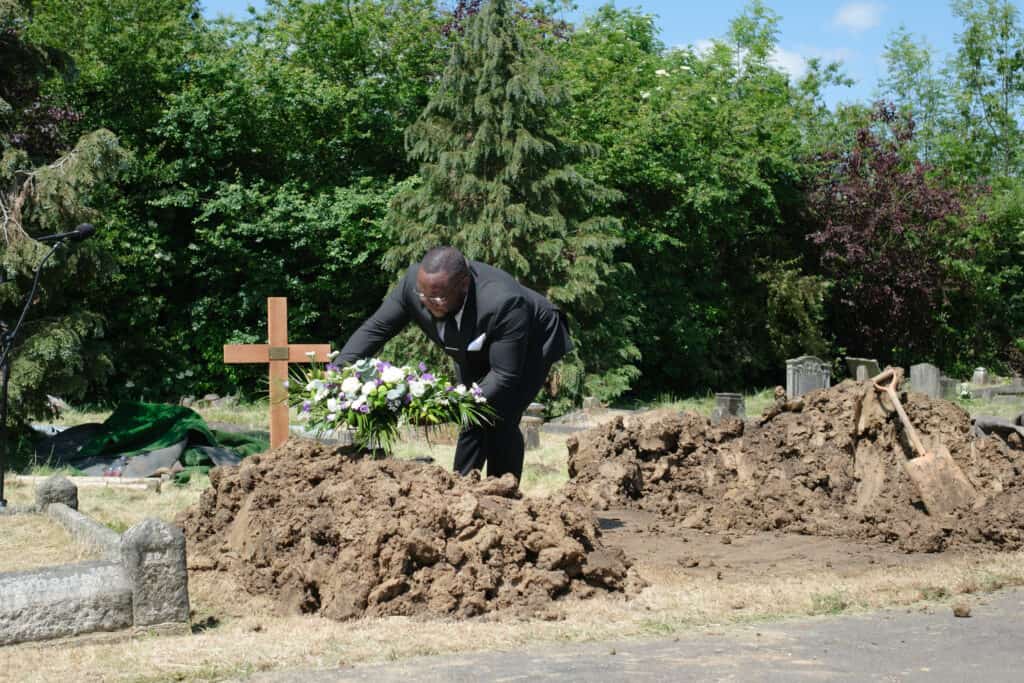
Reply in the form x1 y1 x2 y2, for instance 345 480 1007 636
375 379 383 386
406 374 417 383
471 386 483 397
418 362 427 372
445 385 454 392
358 404 370 414
422 373 435 381
403 394 413 404
302 401 311 413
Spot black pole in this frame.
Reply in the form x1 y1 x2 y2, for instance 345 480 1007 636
0 240 65 509
0 349 9 509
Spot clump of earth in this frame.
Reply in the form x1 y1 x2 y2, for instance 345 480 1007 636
563 379 1024 552
179 440 641 621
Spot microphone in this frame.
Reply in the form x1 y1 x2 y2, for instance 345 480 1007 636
35 223 97 243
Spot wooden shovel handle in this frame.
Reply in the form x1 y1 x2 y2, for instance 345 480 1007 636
871 367 929 459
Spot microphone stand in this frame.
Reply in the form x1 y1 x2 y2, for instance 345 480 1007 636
0 240 65 509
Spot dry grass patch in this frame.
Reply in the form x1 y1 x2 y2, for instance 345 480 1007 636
3 547 1023 682
0 513 98 572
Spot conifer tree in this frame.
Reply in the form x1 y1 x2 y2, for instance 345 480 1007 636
1 0 127 438
384 0 638 407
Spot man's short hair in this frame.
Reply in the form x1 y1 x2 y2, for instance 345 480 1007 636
421 246 469 278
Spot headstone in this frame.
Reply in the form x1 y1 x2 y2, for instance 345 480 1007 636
710 393 745 424
35 475 78 511
582 396 602 412
520 416 543 451
846 357 881 381
972 367 989 386
525 402 545 419
939 376 960 400
910 363 941 399
120 519 190 627
785 356 831 398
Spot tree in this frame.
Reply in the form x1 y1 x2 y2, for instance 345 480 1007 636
806 103 975 364
878 26 948 163
384 0 636 408
948 0 1024 179
1 0 128 439
553 1 841 394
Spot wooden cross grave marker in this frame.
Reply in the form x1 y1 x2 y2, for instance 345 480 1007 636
223 297 332 448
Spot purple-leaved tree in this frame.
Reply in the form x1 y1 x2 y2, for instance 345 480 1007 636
806 103 977 362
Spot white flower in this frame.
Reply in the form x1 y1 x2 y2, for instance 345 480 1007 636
305 351 317 359
655 68 669 77
679 65 692 71
306 379 322 392
409 380 427 398
326 412 336 422
328 350 340 360
453 384 468 395
352 396 365 409
326 398 339 413
315 387 329 402
361 381 376 396
381 366 405 384
640 91 650 99
341 377 362 395
282 380 289 389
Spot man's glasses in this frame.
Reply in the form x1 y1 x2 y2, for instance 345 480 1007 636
416 291 448 306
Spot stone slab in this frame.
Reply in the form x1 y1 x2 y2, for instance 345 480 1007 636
0 560 132 646
47 502 122 561
15 475 161 492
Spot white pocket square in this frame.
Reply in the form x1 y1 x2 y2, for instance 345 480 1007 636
467 333 486 351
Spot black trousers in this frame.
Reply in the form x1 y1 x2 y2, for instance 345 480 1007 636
453 408 527 481
452 365 549 482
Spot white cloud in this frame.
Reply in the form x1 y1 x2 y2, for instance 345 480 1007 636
769 47 807 79
833 3 884 33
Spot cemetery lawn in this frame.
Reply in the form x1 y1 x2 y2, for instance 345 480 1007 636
3 446 1023 683
0 497 100 572
3 393 1023 681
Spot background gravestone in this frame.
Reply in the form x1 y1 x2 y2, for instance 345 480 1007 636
785 356 831 398
710 393 745 424
910 363 941 399
972 367 989 386
845 357 880 381
940 376 960 400
520 417 542 450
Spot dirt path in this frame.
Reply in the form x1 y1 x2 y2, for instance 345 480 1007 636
244 587 1024 682
597 507 953 582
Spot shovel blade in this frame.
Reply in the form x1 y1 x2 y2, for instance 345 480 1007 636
904 444 976 517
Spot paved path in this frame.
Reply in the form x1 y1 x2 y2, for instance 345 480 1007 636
249 589 1024 682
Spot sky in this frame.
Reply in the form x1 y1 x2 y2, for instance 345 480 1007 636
201 1 974 108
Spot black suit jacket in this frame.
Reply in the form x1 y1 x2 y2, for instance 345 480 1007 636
338 261 572 416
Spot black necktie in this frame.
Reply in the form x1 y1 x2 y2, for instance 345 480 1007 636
443 316 459 350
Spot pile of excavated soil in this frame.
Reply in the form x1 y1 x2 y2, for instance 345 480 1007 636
563 379 1024 552
179 440 640 621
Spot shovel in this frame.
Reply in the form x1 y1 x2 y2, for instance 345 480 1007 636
870 367 976 517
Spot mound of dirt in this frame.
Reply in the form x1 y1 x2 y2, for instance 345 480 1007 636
564 380 1024 552
179 440 640 621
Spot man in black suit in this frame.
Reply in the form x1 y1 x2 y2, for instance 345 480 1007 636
337 246 572 482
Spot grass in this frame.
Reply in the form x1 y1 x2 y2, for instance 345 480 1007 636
2 391 1020 679
953 395 1024 420
0 508 99 572
2 527 1022 682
